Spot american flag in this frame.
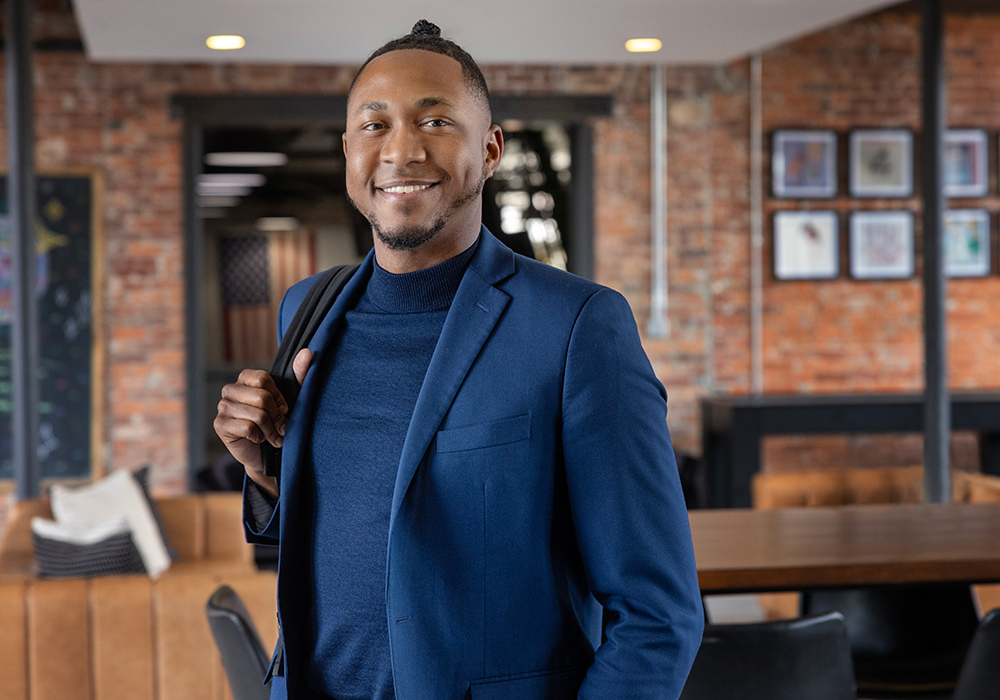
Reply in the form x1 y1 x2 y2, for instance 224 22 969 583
219 232 317 366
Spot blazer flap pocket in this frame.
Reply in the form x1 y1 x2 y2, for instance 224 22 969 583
470 663 589 700
436 414 531 453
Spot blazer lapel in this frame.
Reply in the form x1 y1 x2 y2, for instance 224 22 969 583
389 228 515 533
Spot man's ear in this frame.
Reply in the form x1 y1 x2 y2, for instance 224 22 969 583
342 131 349 158
484 125 504 179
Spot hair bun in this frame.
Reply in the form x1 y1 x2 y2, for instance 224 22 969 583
411 20 441 37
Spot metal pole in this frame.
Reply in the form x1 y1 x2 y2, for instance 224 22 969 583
6 0 41 499
647 64 669 338
184 124 206 485
921 0 949 503
750 54 764 396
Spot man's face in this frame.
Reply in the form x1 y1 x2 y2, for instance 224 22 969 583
343 49 502 253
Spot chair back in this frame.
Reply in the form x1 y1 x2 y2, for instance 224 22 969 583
679 611 857 700
801 584 978 697
206 585 271 700
952 608 1000 700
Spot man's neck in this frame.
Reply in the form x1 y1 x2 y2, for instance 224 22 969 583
373 225 481 274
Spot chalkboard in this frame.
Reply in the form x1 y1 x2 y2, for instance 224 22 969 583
0 173 102 480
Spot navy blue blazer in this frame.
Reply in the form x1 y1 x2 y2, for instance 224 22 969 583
244 227 703 700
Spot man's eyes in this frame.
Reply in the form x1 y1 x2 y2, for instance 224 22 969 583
357 118 450 131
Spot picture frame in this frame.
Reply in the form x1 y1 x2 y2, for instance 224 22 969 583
944 130 988 198
0 171 105 481
773 210 839 280
772 130 837 198
849 211 914 279
850 129 914 197
944 209 990 278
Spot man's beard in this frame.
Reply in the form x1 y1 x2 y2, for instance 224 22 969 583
350 169 486 252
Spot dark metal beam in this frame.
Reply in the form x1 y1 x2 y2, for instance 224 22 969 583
921 0 949 503
6 0 41 499
170 94 614 127
183 123 207 483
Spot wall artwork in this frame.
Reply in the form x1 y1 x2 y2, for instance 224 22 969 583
0 173 102 481
850 129 913 197
773 211 839 280
849 211 914 279
944 209 990 278
772 130 838 198
944 130 988 198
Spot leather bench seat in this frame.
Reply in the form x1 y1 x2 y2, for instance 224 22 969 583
0 491 277 700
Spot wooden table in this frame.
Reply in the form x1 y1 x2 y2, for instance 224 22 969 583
690 502 1000 594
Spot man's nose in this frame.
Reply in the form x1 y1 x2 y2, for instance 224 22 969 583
381 125 427 165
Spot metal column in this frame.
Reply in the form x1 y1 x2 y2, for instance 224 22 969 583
921 0 949 503
6 0 41 499
647 64 669 338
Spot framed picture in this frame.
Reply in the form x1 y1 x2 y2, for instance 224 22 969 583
849 211 914 279
944 209 990 277
773 211 839 280
0 171 105 481
850 129 913 197
772 130 837 198
944 130 988 197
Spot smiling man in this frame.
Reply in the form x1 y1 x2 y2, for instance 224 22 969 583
214 20 703 700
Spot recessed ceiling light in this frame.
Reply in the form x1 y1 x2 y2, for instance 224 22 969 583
256 217 300 232
198 173 266 188
196 185 252 197
205 152 288 167
206 35 246 50
626 38 663 53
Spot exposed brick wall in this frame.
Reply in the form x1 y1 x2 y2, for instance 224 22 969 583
1 7 999 542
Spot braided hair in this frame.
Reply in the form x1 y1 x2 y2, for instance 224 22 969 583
349 20 491 119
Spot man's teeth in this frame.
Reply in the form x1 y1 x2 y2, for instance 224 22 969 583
383 184 432 194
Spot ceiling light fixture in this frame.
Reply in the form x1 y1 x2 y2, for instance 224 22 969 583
198 173 266 188
195 185 252 197
207 35 246 50
626 38 663 53
205 152 288 167
256 217 300 232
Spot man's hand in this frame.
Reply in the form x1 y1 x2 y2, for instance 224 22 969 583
214 349 313 498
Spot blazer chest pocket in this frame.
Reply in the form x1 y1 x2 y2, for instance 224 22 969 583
436 414 531 454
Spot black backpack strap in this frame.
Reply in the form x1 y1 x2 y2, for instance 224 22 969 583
261 263 360 481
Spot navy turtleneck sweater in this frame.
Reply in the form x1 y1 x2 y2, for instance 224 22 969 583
305 242 476 700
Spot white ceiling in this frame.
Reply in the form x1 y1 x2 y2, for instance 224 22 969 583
73 0 903 65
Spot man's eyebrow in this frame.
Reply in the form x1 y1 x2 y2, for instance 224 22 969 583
356 101 387 114
415 97 453 109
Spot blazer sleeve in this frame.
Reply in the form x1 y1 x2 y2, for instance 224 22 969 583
561 288 704 700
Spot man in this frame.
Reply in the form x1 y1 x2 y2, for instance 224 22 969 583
214 20 703 700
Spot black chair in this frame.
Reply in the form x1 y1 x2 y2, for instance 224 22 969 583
952 607 1000 700
801 584 979 699
679 612 857 700
206 585 272 700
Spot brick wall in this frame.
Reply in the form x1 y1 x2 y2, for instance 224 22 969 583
759 11 1000 470
2 7 1000 537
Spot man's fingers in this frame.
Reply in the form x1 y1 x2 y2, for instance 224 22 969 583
237 368 289 416
293 348 313 386
217 390 286 446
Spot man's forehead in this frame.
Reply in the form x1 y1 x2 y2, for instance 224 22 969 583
350 50 466 101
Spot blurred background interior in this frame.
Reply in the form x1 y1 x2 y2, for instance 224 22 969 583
2 1 1000 699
